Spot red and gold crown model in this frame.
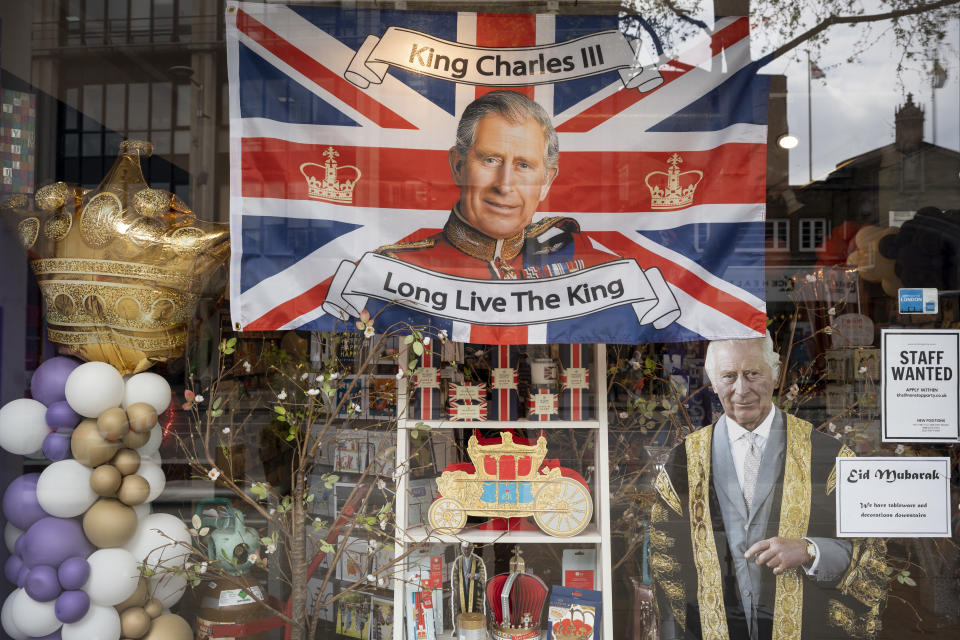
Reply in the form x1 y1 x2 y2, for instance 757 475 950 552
2 140 229 374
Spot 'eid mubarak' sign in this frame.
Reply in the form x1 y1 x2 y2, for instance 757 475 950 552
882 329 960 443
836 457 951 537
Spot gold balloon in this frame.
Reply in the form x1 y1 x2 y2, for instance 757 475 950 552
72 419 121 467
35 182 69 211
117 474 150 506
126 402 158 434
122 429 151 449
120 606 152 639
143 598 163 619
113 448 142 476
141 614 194 640
90 464 122 497
1 140 229 374
116 577 149 612
97 407 129 441
82 498 138 548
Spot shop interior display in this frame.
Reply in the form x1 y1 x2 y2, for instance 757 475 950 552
393 342 614 639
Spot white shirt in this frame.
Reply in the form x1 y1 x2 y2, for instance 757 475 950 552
726 406 775 492
725 406 822 575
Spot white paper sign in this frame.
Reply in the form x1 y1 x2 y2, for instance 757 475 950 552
835 457 951 537
882 329 960 442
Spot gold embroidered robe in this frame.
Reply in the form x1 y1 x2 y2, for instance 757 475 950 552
650 414 887 640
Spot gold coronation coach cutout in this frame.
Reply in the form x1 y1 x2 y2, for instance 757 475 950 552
645 153 704 210
299 146 361 204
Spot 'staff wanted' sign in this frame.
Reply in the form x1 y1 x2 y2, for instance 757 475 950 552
882 329 960 442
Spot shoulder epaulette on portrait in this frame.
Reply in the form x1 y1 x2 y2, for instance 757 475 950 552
526 216 581 239
376 238 437 256
525 217 581 256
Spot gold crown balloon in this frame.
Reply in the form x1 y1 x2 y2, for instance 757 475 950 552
2 140 229 374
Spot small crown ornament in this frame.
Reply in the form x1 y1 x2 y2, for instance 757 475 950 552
1 140 229 374
299 146 361 203
645 153 703 210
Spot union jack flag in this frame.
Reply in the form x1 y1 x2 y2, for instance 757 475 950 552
227 3 768 344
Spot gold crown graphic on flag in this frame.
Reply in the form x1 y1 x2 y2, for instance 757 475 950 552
2 140 229 374
645 153 703 210
299 146 361 203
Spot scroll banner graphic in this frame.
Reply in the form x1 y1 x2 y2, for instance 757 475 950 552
322 253 681 329
344 27 664 91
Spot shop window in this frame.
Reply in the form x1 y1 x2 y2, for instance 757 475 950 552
58 0 203 45
798 218 829 251
766 219 789 251
58 80 190 194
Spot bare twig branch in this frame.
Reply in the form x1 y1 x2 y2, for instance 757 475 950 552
765 0 960 63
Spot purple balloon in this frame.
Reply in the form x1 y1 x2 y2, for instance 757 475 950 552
30 357 81 407
45 401 81 432
25 564 61 602
41 433 71 462
3 473 48 530
20 517 93 569
54 589 89 624
57 557 90 591
4 554 22 584
16 564 29 586
28 632 62 640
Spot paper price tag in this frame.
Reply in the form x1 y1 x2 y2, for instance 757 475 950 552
415 367 440 389
564 367 589 389
452 384 482 401
492 367 518 389
534 393 558 415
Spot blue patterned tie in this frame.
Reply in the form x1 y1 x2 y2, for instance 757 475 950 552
742 432 762 510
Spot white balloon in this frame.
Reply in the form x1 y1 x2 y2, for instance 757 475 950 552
64 362 124 418
136 423 163 458
83 548 140 606
135 459 166 503
149 572 187 609
0 398 50 455
122 372 172 414
10 588 61 637
36 459 97 518
132 501 152 520
61 603 121 640
124 513 190 571
4 522 23 554
1 590 27 640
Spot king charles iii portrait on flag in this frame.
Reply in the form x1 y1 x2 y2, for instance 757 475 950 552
375 90 621 280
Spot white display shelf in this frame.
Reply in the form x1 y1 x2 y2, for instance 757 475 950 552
401 522 602 545
405 419 601 430
434 633 545 640
393 344 613 640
